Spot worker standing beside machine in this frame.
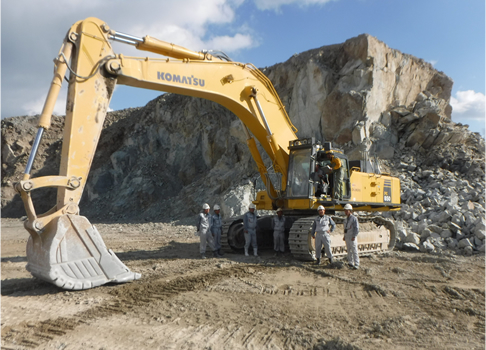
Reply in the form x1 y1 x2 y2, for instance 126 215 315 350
343 204 360 269
311 206 336 265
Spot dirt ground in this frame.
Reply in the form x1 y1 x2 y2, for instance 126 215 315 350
1 217 485 350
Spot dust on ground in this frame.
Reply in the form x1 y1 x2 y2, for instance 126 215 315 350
1 218 485 350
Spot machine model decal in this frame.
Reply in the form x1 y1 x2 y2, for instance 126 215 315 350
332 242 383 254
157 72 205 87
383 179 392 202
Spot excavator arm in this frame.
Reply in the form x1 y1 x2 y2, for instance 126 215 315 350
17 17 298 290
105 46 298 189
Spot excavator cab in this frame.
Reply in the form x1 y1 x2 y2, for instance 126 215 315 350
286 138 351 202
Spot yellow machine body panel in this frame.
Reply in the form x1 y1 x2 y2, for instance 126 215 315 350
349 171 401 205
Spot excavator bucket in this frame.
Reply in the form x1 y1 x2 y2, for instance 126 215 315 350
25 214 140 290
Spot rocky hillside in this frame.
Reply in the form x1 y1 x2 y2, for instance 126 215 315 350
2 34 485 255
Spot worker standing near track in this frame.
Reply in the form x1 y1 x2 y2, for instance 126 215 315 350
211 204 224 257
343 204 360 269
197 203 216 259
311 205 336 265
243 203 258 257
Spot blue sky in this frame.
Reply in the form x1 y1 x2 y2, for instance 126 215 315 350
2 0 485 136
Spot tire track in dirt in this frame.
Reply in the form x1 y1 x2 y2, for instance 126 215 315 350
1 264 266 349
3 260 484 349
305 262 485 349
2 263 396 349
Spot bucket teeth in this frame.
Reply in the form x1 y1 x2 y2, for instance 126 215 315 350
26 214 141 290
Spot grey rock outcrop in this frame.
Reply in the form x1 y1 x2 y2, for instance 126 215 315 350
2 34 485 256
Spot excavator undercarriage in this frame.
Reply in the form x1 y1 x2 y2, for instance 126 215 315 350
221 213 396 261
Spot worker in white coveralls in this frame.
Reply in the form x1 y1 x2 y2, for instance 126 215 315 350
311 205 336 265
211 205 224 257
243 203 258 257
343 204 360 269
272 208 285 256
196 203 216 259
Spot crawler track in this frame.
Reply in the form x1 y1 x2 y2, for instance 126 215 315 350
221 218 246 252
221 219 233 253
288 217 316 261
288 215 397 261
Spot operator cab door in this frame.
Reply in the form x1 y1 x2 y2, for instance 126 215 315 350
286 138 318 198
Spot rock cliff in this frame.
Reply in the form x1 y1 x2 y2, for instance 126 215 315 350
2 34 484 254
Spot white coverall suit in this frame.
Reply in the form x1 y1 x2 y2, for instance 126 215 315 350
272 215 285 253
197 212 214 255
311 215 336 262
243 211 258 256
344 214 360 267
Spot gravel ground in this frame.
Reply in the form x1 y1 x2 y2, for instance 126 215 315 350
1 218 484 350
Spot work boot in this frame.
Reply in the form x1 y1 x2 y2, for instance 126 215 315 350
253 248 258 257
244 248 249 257
201 254 207 259
213 251 221 258
329 258 334 264
218 249 224 256
315 258 321 265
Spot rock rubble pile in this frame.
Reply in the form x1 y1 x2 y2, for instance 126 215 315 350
381 133 485 255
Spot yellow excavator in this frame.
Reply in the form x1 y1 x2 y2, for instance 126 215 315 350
16 17 400 290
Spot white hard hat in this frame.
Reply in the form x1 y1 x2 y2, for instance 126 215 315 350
202 203 210 210
249 203 256 209
343 204 353 210
317 205 325 211
276 207 283 212
214 205 221 210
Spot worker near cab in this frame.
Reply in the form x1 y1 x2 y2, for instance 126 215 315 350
272 208 285 256
243 203 258 257
211 204 224 257
310 162 325 197
343 204 360 269
197 203 216 259
326 152 344 200
311 205 336 265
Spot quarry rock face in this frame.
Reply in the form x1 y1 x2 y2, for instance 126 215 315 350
266 34 454 160
2 34 484 254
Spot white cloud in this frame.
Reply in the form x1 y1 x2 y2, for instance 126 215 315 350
23 88 68 118
253 0 334 11
207 34 254 52
450 90 486 121
1 0 255 118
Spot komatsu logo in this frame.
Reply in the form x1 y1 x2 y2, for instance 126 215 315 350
157 72 205 87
